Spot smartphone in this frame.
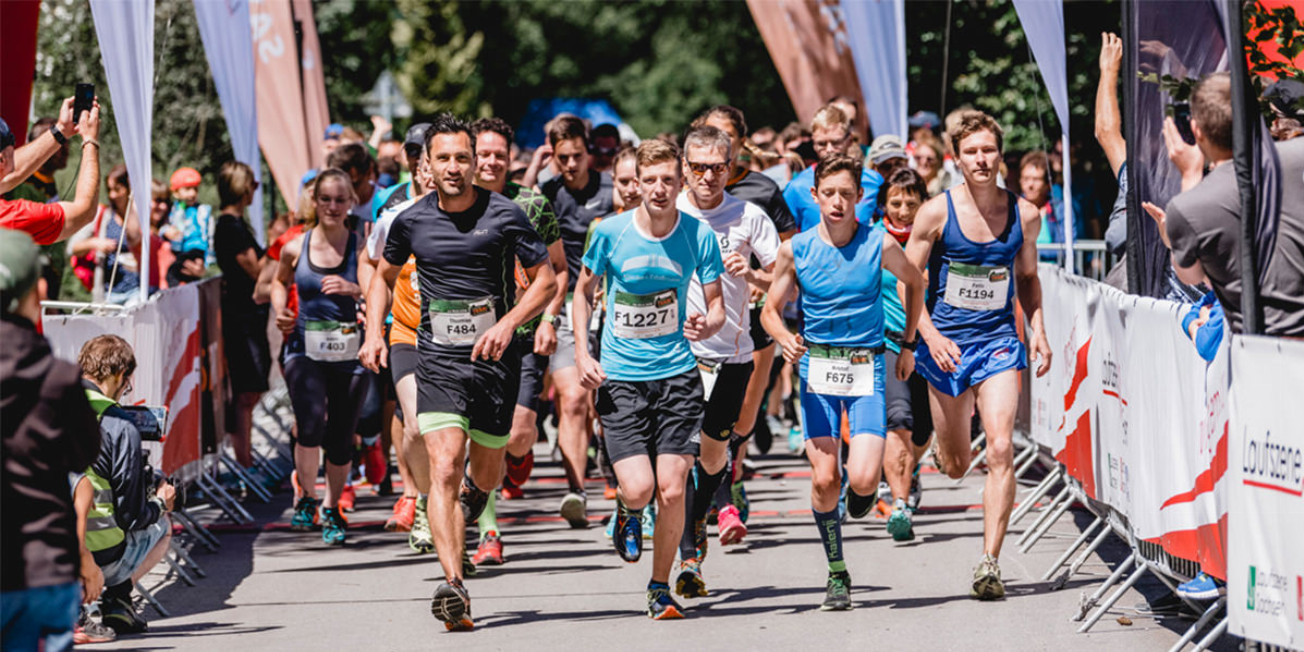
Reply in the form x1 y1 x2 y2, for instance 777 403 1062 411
1172 102 1196 146
74 83 94 125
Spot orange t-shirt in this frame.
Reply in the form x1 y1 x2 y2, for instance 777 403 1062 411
389 256 420 346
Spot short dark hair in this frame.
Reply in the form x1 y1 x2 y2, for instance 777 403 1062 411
876 168 929 208
106 164 129 191
592 123 620 142
693 105 749 140
547 115 589 150
326 142 375 177
424 112 474 156
27 117 56 143
471 117 514 145
79 334 136 384
1192 72 1233 151
1019 151 1050 179
813 155 862 188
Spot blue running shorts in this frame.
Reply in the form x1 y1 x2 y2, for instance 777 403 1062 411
799 353 887 440
915 336 1027 397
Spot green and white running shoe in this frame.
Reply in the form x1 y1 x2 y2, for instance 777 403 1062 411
886 499 915 541
409 496 435 554
970 553 1006 600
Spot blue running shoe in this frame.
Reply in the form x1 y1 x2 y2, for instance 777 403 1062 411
612 502 642 562
604 511 617 539
1175 573 1224 601
787 426 804 453
887 499 915 541
647 583 685 620
641 504 656 540
290 496 320 531
321 506 347 545
730 480 750 523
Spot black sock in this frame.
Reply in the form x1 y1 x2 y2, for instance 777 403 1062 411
104 580 132 601
813 508 847 574
679 472 698 560
692 462 729 522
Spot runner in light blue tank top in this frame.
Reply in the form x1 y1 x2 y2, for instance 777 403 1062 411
761 155 924 612
901 113 1051 601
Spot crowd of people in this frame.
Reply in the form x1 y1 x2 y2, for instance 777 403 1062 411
4 27 1304 649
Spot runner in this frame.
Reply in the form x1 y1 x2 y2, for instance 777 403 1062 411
468 117 568 565
540 116 615 528
874 168 935 541
761 155 925 611
270 168 369 546
695 105 797 527
902 111 1051 600
571 139 726 620
782 104 882 232
360 114 556 631
672 125 780 600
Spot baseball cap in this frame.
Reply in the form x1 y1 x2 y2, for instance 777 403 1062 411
300 169 319 189
403 122 431 159
1265 79 1304 120
170 167 202 190
324 123 344 140
0 229 42 313
0 117 14 151
908 111 941 131
867 135 908 165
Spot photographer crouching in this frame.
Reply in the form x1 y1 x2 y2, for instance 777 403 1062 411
74 335 174 637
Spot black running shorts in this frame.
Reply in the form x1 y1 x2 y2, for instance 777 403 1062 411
885 349 934 447
514 334 549 412
416 347 521 449
700 360 755 442
596 369 704 463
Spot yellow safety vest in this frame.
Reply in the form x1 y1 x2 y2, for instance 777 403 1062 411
83 388 126 553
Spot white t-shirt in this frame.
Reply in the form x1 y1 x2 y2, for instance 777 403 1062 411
680 191 780 363
366 196 419 261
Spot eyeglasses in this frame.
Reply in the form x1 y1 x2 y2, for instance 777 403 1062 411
686 161 729 177
592 146 618 157
812 135 850 151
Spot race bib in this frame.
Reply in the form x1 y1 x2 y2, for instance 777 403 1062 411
944 263 1010 311
697 357 722 402
304 320 360 362
610 289 677 340
429 297 497 346
807 344 877 397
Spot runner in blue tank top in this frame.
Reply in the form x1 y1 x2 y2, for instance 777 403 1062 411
762 155 924 612
903 111 1052 601
271 168 370 547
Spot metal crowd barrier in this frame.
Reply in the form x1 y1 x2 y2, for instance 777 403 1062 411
1035 240 1121 283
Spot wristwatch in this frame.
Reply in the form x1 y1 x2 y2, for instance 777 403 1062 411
900 338 918 351
541 313 556 325
49 124 68 146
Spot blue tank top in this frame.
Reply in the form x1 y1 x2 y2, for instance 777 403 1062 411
793 223 884 378
287 228 361 358
927 189 1022 344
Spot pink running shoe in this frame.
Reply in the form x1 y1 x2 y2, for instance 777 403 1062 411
718 504 747 546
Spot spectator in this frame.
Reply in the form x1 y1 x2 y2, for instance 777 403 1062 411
0 97 77 195
1019 151 1071 253
66 165 161 304
149 179 177 289
322 122 344 159
214 161 270 469
1146 71 1304 336
0 102 102 246
75 335 175 636
6 116 73 302
1265 79 1304 142
163 167 213 286
1 229 102 652
590 123 621 174
910 131 952 197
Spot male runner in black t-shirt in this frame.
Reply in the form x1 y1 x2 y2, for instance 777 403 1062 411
539 116 615 527
360 114 556 631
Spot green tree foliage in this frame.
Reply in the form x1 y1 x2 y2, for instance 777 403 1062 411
314 0 400 124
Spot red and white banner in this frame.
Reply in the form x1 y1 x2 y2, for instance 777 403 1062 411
1031 265 1229 578
0 0 41 145
44 282 213 479
1228 335 1304 648
250 0 313 210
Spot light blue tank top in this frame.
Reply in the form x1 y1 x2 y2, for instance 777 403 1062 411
793 223 883 377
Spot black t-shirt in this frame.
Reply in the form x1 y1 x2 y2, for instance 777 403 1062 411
384 187 550 353
214 213 265 318
728 170 797 235
542 171 614 291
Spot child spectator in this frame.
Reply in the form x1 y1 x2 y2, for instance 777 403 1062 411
163 167 212 286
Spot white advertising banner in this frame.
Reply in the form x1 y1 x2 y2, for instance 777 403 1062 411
841 0 906 139
1228 335 1304 649
1031 265 1229 577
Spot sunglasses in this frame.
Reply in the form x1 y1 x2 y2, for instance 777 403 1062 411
592 146 618 157
686 161 729 177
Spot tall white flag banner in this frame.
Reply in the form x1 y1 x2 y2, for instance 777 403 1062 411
842 0 907 139
89 0 155 303
1011 0 1075 270
1228 335 1304 649
193 0 264 244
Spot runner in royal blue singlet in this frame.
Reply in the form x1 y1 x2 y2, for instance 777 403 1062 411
762 155 924 612
903 111 1052 601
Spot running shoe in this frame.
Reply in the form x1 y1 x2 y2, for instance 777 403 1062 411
731 480 750 523
290 496 320 531
460 479 489 523
675 558 709 599
472 532 504 566
612 502 642 563
907 465 923 512
338 483 356 513
431 580 474 631
647 584 685 620
787 425 804 453
560 491 588 529
718 504 747 546
846 489 875 520
504 450 534 487
409 497 435 554
604 511 617 539
364 438 387 486
689 514 709 560
462 547 478 577
100 594 148 634
886 499 915 541
385 496 417 532
603 485 618 500
74 610 117 644
1175 573 1225 601
500 474 524 500
821 571 853 611
321 506 348 545
641 503 657 540
970 554 1006 600
876 480 892 504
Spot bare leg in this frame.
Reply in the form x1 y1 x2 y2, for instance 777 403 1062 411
844 434 886 498
552 367 591 492
229 392 260 468
130 517 173 583
651 454 693 583
466 440 505 496
424 427 469 581
506 405 538 459
805 437 842 513
883 429 916 501
612 455 656 510
973 370 1020 558
395 376 429 495
294 445 321 500
322 461 349 508
928 386 976 480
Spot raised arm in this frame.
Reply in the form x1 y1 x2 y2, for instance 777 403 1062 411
1095 32 1126 176
54 103 103 242
1 98 76 194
